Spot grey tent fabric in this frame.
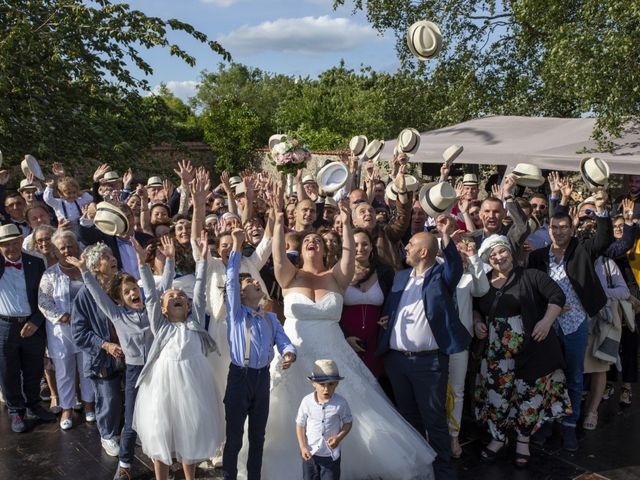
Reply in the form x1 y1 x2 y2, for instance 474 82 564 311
382 116 640 174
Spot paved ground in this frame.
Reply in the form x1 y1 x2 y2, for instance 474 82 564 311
1 385 639 480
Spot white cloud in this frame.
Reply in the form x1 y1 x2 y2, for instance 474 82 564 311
151 80 199 101
218 16 379 55
199 0 240 6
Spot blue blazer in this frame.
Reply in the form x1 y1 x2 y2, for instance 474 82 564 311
377 241 471 356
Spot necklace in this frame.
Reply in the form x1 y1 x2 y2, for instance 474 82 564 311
360 304 368 330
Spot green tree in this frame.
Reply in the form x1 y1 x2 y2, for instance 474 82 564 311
0 0 229 173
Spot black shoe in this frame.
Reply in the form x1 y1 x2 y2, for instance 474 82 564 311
10 414 27 433
28 405 56 422
562 425 578 452
480 439 509 463
39 380 51 401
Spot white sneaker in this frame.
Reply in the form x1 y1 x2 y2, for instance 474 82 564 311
101 437 120 457
85 411 96 423
60 418 73 430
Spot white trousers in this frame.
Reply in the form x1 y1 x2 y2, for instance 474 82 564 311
447 350 469 437
51 352 94 409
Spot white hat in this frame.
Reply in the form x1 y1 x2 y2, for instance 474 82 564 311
478 234 511 262
580 157 610 191
269 134 287 150
307 359 344 383
229 176 242 187
397 128 421 157
102 171 120 183
94 202 129 237
511 163 545 188
0 224 23 243
21 154 45 181
316 162 348 193
18 179 37 192
442 144 464 167
386 175 420 201
363 139 385 162
146 176 163 188
324 196 338 208
349 135 368 158
302 174 316 184
418 181 457 218
407 21 443 61
462 173 478 186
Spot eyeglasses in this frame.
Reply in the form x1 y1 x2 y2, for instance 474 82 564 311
35 237 52 244
613 224 624 230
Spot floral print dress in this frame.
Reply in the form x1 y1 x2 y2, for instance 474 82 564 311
474 281 572 441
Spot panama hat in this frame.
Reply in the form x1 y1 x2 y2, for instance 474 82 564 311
269 134 287 150
21 154 45 181
94 202 129 237
307 359 344 383
386 175 420 201
397 128 421 157
418 181 457 218
511 163 545 188
317 162 348 193
349 135 368 158
146 176 163 188
324 196 338 208
407 21 443 61
442 144 464 167
102 171 120 183
580 157 610 191
0 224 23 243
462 173 478 186
18 179 37 192
302 174 316 184
363 139 385 162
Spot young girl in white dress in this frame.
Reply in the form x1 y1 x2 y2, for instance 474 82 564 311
133 231 223 480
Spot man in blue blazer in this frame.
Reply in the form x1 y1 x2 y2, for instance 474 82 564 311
377 216 470 480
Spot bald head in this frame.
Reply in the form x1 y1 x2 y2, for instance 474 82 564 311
405 231 439 268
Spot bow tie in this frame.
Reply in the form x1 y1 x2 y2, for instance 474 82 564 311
249 308 265 319
4 261 22 270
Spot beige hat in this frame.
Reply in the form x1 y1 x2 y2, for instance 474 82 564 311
18 179 37 192
302 174 316 184
363 139 385 162
316 162 348 193
146 176 163 188
462 173 478 186
94 202 129 237
580 157 610 191
103 171 120 183
442 144 464 167
418 181 457 218
511 163 545 188
478 234 511 262
0 224 23 243
21 154 45 181
349 135 368 158
269 134 287 150
407 20 443 61
386 175 420 201
324 196 338 208
397 128 421 157
307 359 344 383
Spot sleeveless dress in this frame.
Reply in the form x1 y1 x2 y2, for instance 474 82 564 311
244 291 435 480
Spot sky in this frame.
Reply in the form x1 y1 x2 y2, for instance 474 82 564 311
125 0 399 101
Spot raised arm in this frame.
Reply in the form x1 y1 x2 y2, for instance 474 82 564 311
192 229 209 326
157 235 176 292
331 204 355 289
225 228 245 325
435 215 464 290
271 178 298 288
190 168 210 243
66 255 123 321
130 237 165 335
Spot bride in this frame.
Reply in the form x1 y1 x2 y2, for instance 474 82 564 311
242 183 435 479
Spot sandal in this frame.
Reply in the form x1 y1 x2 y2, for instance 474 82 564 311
582 412 598 431
514 440 530 468
480 439 508 463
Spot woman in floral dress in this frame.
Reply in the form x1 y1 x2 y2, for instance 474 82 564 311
473 235 572 467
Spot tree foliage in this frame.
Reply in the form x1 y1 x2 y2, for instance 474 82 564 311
0 0 229 172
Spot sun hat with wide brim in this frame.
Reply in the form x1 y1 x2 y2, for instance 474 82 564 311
307 359 344 383
511 163 545 188
317 162 348 193
397 128 421 157
349 135 368 158
386 175 420 201
442 144 464 167
418 181 458 218
407 20 443 61
21 154 45 181
363 139 385 162
269 134 287 150
94 202 129 237
0 224 23 243
580 157 610 191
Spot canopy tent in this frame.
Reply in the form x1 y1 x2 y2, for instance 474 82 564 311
382 116 640 175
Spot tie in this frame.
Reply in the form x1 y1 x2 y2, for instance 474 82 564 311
4 261 22 270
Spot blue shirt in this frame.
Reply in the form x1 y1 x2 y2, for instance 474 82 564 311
225 251 295 369
116 237 140 280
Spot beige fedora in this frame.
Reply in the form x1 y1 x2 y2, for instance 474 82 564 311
397 128 421 157
418 181 457 218
324 196 338 208
462 173 478 186
442 144 464 167
317 162 348 193
18 179 37 192
386 175 420 201
302 174 316 185
21 154 45 181
269 134 287 150
349 135 368 158
146 176 163 188
102 171 120 183
94 202 129 237
580 157 610 191
363 139 385 162
407 21 443 61
307 359 344 383
511 163 545 188
0 224 23 243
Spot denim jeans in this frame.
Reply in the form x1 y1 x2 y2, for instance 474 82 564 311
556 318 588 427
302 455 341 480
91 374 122 439
120 364 142 466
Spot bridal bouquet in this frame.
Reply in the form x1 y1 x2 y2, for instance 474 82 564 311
269 136 311 175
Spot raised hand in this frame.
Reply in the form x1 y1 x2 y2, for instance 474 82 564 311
52 162 65 177
491 183 502 199
0 170 10 186
162 178 174 200
559 176 573 200
594 188 608 213
394 163 407 191
621 198 634 223
435 214 455 236
502 174 516 197
65 255 87 272
195 229 209 260
122 168 133 189
548 171 561 195
93 163 111 182
158 235 175 260
440 162 451 181
220 170 232 194
173 159 194 187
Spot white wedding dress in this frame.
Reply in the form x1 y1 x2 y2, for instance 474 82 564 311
240 291 435 480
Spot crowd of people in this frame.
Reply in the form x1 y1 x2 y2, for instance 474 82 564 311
0 153 639 480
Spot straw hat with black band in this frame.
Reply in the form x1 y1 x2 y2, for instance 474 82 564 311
94 202 129 237
0 224 23 243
